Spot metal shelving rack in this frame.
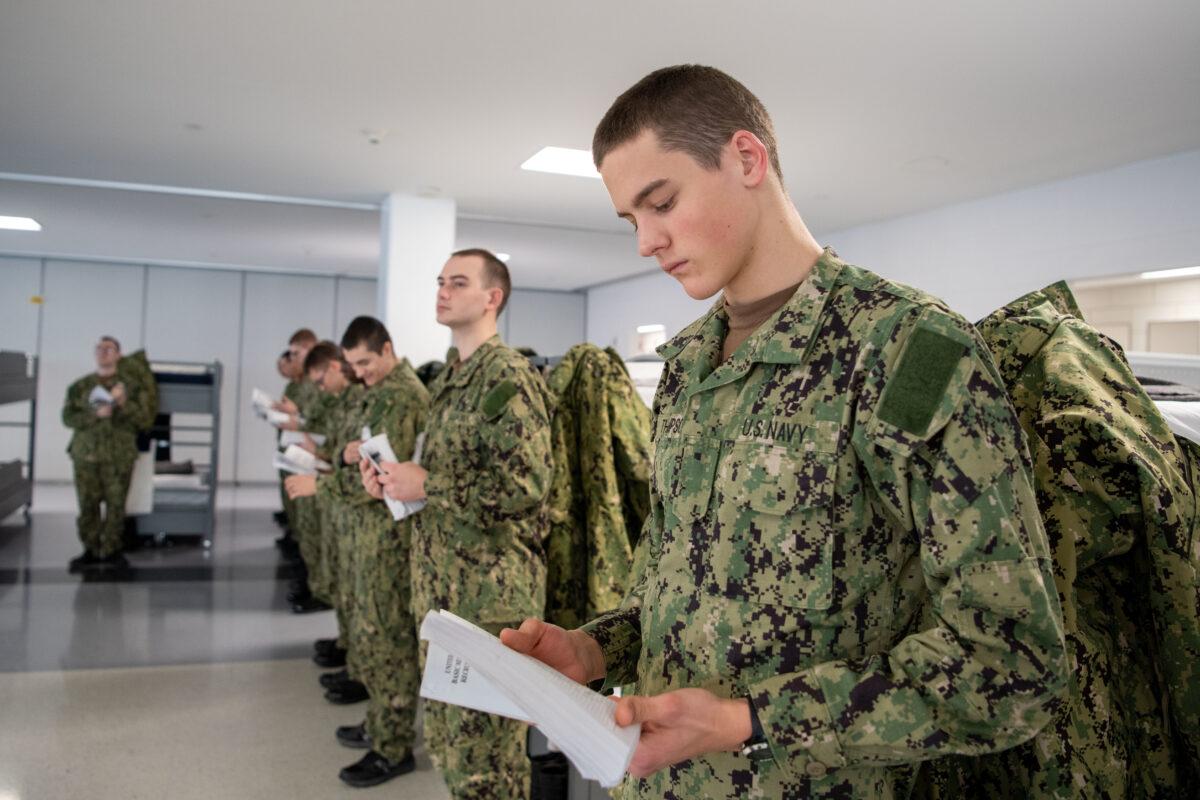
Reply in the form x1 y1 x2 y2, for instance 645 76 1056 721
0 350 37 523
136 360 222 547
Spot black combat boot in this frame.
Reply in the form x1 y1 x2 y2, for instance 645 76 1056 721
338 749 414 787
319 669 349 689
324 679 368 704
68 551 99 572
335 722 371 749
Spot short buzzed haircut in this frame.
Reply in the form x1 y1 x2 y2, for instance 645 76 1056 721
452 248 511 316
99 335 121 351
592 64 782 182
340 316 392 354
303 340 341 373
289 328 318 347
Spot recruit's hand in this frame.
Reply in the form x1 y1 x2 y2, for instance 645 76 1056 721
359 457 384 500
95 403 113 418
110 382 127 406
285 474 317 499
378 461 426 502
499 619 606 686
343 440 362 464
278 414 301 432
274 397 298 414
299 433 317 454
614 690 753 779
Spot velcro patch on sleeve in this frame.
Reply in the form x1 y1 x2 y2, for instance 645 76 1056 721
481 380 518 419
878 326 969 436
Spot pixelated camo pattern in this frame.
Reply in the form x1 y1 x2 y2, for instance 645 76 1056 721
412 335 554 798
915 282 1200 798
581 249 1068 799
544 343 652 629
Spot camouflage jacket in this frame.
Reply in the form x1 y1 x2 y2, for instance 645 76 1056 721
284 378 322 420
580 249 1068 798
544 344 652 629
314 382 367 505
116 349 158 432
346 359 430 509
62 370 150 463
412 335 555 631
917 282 1200 797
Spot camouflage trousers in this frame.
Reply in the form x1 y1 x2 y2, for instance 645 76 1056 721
335 504 366 677
311 496 339 607
419 631 531 800
293 495 320 592
72 455 134 558
350 510 419 761
278 468 296 528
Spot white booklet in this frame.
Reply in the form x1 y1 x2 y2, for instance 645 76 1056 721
250 387 274 419
360 427 426 521
279 430 327 448
272 444 331 476
89 384 114 408
418 610 639 788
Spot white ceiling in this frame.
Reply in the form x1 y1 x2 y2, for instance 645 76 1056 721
1 1 1198 288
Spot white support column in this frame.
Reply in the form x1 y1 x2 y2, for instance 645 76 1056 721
378 194 456 366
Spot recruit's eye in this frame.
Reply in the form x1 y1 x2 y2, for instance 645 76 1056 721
653 196 675 214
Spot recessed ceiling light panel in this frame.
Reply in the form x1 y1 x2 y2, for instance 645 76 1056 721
495 252 511 262
0 216 41 231
1140 265 1200 280
520 147 601 179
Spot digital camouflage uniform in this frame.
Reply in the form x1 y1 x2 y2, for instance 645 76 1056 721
414 335 555 800
314 382 367 663
117 350 159 433
62 370 152 557
580 249 1068 799
279 378 321 526
347 360 428 763
915 282 1200 798
544 343 652 629
292 390 337 591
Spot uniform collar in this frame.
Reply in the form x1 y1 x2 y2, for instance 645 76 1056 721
657 247 844 396
437 335 503 395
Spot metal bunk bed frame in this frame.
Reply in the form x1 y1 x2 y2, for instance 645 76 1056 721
0 351 37 523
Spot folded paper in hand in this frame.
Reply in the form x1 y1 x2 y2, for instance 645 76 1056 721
418 610 639 788
89 385 114 408
251 388 303 428
361 428 426 521
250 388 274 419
272 444 331 476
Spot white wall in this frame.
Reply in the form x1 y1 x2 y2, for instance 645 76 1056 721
0 256 589 484
503 289 587 357
821 149 1200 322
585 149 1200 351
0 257 381 484
585 271 711 357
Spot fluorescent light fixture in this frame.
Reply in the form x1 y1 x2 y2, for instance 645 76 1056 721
1140 265 1200 281
637 324 666 334
495 252 511 263
520 147 601 179
0 215 41 231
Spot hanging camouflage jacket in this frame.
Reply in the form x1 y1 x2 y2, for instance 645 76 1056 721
544 344 652 629
918 281 1200 797
116 349 158 432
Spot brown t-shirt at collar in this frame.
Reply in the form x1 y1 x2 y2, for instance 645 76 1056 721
720 281 804 362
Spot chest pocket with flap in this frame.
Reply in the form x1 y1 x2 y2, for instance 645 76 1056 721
713 437 836 611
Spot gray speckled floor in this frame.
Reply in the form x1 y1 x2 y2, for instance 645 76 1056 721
0 483 451 799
